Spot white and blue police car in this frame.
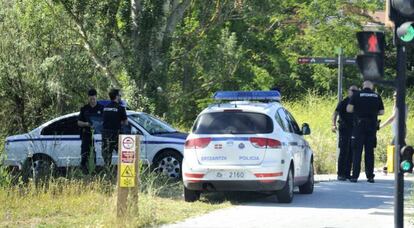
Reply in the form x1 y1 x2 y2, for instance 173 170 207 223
4 103 187 179
182 91 314 203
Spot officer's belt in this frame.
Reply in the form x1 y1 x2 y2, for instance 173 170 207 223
355 117 376 122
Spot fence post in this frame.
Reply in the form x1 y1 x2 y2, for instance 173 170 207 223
117 135 140 218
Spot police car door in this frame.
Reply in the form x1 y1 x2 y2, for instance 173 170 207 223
284 110 307 179
276 109 302 179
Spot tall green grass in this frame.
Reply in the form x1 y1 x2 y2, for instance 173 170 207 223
0 141 13 188
284 93 414 174
0 168 230 227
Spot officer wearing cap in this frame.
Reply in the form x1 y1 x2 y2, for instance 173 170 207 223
77 88 104 174
347 80 384 183
102 89 128 169
332 85 358 181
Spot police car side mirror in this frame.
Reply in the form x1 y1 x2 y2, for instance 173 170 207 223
301 123 311 135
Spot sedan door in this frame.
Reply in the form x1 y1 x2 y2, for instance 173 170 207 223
39 115 82 167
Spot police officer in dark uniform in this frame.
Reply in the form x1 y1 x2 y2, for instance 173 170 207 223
77 88 104 174
332 85 358 181
102 89 128 169
347 81 384 183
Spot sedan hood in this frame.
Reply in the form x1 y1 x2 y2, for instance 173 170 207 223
6 134 31 143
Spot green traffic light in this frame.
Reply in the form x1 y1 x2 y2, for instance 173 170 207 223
400 25 414 42
401 160 412 172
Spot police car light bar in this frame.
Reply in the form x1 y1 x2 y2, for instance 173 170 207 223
98 100 128 108
213 91 281 101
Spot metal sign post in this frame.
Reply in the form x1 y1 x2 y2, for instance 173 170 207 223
298 53 356 165
117 135 140 218
337 48 344 165
337 48 344 102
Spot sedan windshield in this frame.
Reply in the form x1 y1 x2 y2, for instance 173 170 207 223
129 113 177 134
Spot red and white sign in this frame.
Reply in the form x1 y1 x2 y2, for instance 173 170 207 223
122 136 135 151
121 151 135 163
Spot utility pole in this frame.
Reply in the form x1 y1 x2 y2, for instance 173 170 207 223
394 43 406 228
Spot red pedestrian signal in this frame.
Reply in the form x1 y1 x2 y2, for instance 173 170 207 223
355 31 385 80
357 32 384 54
368 34 379 52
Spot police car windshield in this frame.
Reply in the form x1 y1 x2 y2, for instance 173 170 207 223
192 112 273 134
129 113 177 134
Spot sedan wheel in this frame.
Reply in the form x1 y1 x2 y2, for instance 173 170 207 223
154 151 182 179
22 157 55 184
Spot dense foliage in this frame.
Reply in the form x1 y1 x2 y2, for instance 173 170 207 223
0 0 408 136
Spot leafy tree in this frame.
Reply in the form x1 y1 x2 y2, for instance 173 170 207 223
52 0 193 114
0 0 97 134
0 0 394 135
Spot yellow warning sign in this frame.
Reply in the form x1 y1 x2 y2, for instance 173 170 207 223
120 176 135 187
120 164 135 187
121 164 135 177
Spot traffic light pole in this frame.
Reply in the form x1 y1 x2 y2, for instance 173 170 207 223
394 43 406 228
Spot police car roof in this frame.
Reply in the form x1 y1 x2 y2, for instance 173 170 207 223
201 91 282 115
213 91 281 102
201 101 281 115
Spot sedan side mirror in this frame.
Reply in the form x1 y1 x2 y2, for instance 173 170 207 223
131 126 143 135
302 123 311 135
121 124 132 134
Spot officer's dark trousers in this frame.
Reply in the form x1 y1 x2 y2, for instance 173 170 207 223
352 119 377 180
81 134 96 174
102 130 119 168
338 127 353 178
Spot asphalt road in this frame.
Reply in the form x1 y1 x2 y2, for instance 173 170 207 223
166 173 414 228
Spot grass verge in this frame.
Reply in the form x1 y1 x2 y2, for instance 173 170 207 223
0 170 230 227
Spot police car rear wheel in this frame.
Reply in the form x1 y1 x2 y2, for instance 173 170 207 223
299 162 314 194
276 167 294 203
22 156 55 184
153 150 182 179
184 186 201 202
